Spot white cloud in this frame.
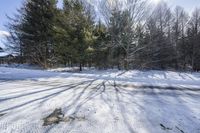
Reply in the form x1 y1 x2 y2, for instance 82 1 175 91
0 30 10 38
0 30 10 49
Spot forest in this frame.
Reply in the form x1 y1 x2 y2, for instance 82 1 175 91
6 0 200 71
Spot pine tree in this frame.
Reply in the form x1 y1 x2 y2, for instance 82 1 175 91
7 0 58 68
92 20 109 69
57 0 95 71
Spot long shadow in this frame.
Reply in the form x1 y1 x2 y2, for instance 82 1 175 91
127 84 200 98
1 70 199 132
179 72 198 81
115 82 200 133
111 83 200 99
50 79 98 110
149 85 200 132
45 71 200 132
117 84 200 92
99 81 120 123
114 85 136 133
93 80 138 133
64 81 107 133
0 80 95 102
58 71 129 132
1 82 68 96
0 80 95 114
40 79 98 106
70 81 106 115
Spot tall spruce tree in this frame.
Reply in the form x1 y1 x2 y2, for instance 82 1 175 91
7 0 57 68
58 0 95 71
92 20 109 69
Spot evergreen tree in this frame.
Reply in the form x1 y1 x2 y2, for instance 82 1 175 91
92 20 109 69
57 0 95 71
6 0 200 71
7 0 58 68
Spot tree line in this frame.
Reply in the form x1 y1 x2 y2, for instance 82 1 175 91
6 0 200 71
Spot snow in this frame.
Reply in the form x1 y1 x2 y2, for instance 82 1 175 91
0 67 200 133
0 63 43 70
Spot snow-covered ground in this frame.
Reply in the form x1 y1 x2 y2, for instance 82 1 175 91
0 67 200 133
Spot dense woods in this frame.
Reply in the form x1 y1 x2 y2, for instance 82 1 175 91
6 0 200 71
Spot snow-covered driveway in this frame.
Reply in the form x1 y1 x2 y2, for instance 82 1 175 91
0 67 200 133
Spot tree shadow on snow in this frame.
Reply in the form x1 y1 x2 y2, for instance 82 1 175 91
0 76 199 133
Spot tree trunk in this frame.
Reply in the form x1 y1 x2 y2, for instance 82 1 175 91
79 62 82 71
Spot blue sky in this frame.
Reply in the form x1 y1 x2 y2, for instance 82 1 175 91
168 0 200 11
0 0 63 31
0 0 200 33
0 0 63 48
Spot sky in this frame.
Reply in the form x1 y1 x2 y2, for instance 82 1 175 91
0 0 63 48
0 0 200 43
167 0 200 12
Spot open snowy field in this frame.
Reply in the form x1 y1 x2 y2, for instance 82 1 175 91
0 67 200 133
